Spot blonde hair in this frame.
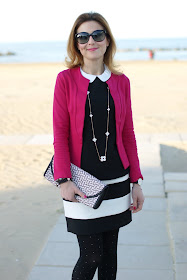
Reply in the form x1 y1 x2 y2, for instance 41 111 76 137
65 12 122 75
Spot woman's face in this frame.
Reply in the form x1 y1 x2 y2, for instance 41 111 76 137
76 20 110 64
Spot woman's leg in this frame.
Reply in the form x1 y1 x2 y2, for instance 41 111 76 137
72 232 104 280
72 228 120 280
98 228 120 280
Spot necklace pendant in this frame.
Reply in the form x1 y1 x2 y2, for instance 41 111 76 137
100 156 106 162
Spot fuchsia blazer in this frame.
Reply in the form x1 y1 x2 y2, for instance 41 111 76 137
53 67 143 183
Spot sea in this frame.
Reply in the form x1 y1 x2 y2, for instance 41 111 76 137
0 37 187 63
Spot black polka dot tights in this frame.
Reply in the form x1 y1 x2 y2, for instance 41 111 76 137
72 228 120 280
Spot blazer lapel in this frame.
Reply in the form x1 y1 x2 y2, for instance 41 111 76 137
106 76 122 130
75 68 90 143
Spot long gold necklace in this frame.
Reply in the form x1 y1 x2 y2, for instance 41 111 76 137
87 87 110 162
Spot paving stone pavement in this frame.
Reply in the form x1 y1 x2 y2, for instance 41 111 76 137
1 133 187 280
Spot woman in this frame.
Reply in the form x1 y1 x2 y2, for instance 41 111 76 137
53 12 145 280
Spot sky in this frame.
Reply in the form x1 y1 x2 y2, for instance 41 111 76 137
0 0 186 43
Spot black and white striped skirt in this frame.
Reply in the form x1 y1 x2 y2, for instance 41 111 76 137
63 174 132 235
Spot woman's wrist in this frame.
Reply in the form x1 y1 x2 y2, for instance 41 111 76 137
132 178 143 190
133 180 138 184
132 178 143 187
55 178 71 188
132 183 142 190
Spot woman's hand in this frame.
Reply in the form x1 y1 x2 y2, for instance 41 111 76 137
129 184 145 213
59 180 87 202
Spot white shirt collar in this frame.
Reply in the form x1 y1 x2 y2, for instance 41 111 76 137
80 64 111 83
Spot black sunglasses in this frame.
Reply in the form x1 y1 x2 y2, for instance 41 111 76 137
75 30 107 44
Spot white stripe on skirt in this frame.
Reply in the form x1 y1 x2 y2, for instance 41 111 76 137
101 173 129 185
62 173 131 220
63 193 131 220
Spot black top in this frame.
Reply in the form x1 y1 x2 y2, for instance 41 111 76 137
81 77 130 180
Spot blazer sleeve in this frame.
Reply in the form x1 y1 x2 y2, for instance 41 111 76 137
53 72 72 180
122 76 143 183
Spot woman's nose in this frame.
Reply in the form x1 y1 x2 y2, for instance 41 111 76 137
87 35 95 44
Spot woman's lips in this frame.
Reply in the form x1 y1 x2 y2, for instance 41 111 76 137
87 48 98 51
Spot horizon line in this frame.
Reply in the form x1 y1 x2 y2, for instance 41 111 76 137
1 36 187 44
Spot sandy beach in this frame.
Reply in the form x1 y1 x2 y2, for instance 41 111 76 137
0 61 187 280
1 61 187 135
